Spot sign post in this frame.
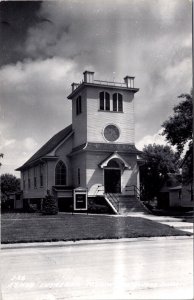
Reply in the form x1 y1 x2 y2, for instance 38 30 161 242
74 188 88 212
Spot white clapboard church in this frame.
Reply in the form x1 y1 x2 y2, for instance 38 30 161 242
16 71 144 213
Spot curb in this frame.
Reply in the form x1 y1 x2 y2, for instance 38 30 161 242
1 235 193 250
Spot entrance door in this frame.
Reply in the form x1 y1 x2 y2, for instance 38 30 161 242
104 169 121 193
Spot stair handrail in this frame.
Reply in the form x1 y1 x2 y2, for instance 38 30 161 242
125 185 152 214
125 185 141 198
105 193 119 212
95 184 104 196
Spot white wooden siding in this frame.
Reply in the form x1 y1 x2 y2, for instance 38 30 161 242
72 152 86 188
72 89 87 148
86 87 135 144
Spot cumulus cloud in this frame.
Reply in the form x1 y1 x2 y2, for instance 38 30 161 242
0 0 192 175
136 129 168 150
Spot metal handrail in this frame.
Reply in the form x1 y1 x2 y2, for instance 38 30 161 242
125 185 152 213
105 193 119 212
95 185 104 196
125 185 140 198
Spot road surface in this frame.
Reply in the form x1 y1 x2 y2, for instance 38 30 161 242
1 238 193 300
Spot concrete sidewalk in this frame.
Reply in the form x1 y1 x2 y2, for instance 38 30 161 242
1 235 193 250
126 212 194 233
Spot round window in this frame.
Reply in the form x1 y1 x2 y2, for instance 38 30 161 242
104 124 120 142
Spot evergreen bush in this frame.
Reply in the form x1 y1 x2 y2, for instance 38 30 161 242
42 193 58 215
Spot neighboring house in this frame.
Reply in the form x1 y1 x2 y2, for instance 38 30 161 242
16 71 143 212
158 171 194 209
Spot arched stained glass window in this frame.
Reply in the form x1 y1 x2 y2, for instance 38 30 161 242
55 161 67 185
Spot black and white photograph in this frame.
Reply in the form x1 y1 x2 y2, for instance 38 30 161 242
0 0 193 299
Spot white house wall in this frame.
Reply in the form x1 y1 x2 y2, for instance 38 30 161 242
86 87 135 144
55 136 73 186
72 89 87 148
86 152 138 196
22 165 45 199
72 152 87 188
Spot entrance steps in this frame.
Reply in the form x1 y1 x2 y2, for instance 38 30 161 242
104 194 151 215
118 195 150 214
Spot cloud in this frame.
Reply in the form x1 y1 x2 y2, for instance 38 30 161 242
0 130 38 175
136 129 168 150
0 0 192 175
0 57 76 138
0 57 77 174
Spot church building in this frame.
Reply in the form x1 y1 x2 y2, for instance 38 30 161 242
16 71 143 213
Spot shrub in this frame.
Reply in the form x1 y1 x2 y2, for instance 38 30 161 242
42 194 58 215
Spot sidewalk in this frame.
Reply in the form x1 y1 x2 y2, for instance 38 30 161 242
1 235 193 250
126 212 194 233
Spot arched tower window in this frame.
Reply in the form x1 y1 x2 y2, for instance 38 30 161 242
55 161 67 185
99 92 110 111
113 93 123 112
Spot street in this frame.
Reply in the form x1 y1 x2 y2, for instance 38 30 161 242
1 238 193 300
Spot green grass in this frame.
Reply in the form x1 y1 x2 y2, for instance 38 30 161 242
1 212 191 244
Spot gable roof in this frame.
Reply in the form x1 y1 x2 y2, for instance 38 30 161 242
16 124 73 171
98 152 132 169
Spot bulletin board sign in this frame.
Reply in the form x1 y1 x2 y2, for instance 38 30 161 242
74 188 88 211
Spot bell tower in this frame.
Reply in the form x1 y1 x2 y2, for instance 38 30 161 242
68 71 139 148
67 71 140 195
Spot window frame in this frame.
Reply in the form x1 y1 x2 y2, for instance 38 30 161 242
40 164 43 187
76 95 82 115
113 93 123 112
55 160 67 186
99 92 110 111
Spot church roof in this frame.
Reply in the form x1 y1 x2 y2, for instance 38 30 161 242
70 142 142 155
16 124 73 171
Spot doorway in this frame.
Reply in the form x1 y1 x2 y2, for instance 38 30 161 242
104 169 121 193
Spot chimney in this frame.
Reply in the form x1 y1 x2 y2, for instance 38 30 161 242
71 82 80 92
83 71 94 83
124 76 135 88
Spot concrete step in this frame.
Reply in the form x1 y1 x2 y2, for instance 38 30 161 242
118 196 149 215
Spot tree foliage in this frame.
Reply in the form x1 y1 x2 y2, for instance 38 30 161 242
140 144 180 201
42 191 58 215
162 93 192 153
162 92 193 184
1 173 21 197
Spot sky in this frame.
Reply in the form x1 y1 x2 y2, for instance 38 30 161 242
0 0 192 176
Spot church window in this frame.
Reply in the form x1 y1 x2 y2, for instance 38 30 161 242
76 96 82 115
28 169 31 189
34 167 37 188
99 92 110 111
113 93 123 112
78 168 80 186
55 161 67 185
40 164 43 187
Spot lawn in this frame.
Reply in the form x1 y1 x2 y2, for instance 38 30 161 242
1 212 191 244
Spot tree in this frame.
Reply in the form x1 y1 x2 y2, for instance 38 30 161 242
140 144 180 201
162 92 192 154
1 173 21 196
162 92 193 184
1 173 21 209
